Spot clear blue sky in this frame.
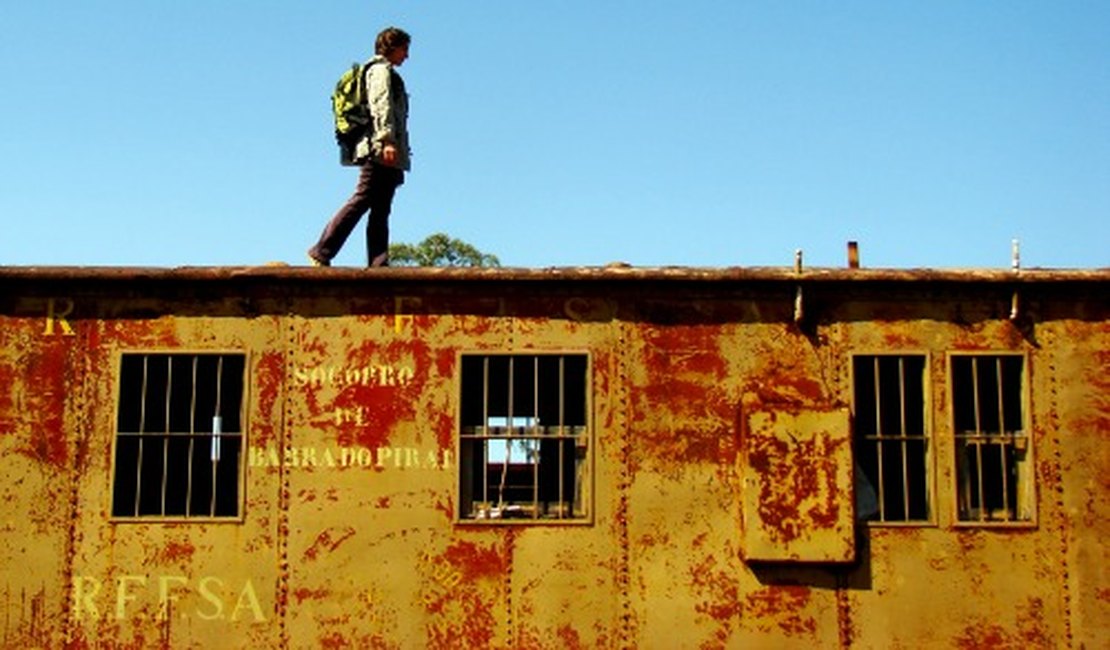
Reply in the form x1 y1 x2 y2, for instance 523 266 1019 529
1 2 1106 269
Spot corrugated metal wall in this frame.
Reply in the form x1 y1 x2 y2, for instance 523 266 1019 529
0 268 1106 648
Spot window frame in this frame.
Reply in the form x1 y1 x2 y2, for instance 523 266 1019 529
849 351 937 527
947 351 1036 528
108 350 250 524
455 350 594 526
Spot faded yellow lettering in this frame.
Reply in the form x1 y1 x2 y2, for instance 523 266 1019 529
297 363 416 388
72 576 101 620
249 446 272 467
196 576 225 620
44 297 75 336
421 590 439 606
157 575 189 621
115 575 146 620
230 579 265 622
249 445 451 471
335 406 366 426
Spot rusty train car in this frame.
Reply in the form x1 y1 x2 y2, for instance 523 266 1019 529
0 264 1107 648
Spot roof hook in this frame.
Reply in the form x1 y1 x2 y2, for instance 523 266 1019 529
793 249 805 325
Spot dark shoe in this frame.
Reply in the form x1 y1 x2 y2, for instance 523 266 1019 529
308 253 330 267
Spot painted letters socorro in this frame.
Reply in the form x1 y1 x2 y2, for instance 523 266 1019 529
293 363 414 388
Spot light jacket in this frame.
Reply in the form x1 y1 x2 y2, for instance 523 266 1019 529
360 55 411 171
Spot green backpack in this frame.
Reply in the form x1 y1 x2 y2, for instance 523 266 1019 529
332 61 372 146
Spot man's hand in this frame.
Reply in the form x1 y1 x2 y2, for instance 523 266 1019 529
382 144 397 166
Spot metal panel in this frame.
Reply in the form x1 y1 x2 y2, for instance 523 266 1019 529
742 407 855 563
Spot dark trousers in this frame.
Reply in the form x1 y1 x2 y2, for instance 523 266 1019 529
310 163 404 266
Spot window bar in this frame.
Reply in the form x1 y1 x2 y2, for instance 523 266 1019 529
898 357 910 519
996 357 1011 521
558 356 566 520
532 357 540 519
872 358 886 521
161 357 173 516
210 356 223 517
186 356 198 516
134 355 150 517
482 357 489 514
498 357 514 510
971 359 986 521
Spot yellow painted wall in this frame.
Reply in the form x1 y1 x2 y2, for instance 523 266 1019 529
0 271 1105 648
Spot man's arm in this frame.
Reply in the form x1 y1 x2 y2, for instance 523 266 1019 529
368 63 397 163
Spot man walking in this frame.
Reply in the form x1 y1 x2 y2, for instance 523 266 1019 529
309 27 411 267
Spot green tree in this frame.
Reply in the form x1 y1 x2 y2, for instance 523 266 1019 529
389 233 501 267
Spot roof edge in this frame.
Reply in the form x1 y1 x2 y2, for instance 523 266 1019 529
1 264 1108 284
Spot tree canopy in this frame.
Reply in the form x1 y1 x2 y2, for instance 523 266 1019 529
388 233 501 267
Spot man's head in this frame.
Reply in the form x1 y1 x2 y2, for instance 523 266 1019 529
376 27 411 65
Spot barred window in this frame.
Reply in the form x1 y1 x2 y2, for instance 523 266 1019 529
458 354 590 522
852 355 931 523
112 353 246 519
951 354 1032 523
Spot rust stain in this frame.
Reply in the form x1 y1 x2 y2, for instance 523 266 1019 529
442 539 508 582
745 372 826 409
292 587 330 604
433 347 455 380
633 326 736 469
881 329 921 348
332 384 408 451
955 529 986 555
155 540 196 564
0 362 14 430
1016 597 1051 647
689 544 741 647
556 623 584 649
318 631 347 649
744 585 817 637
952 622 1016 649
15 346 71 468
101 319 181 350
432 412 453 454
303 526 357 563
433 494 453 521
747 431 845 544
253 350 285 447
